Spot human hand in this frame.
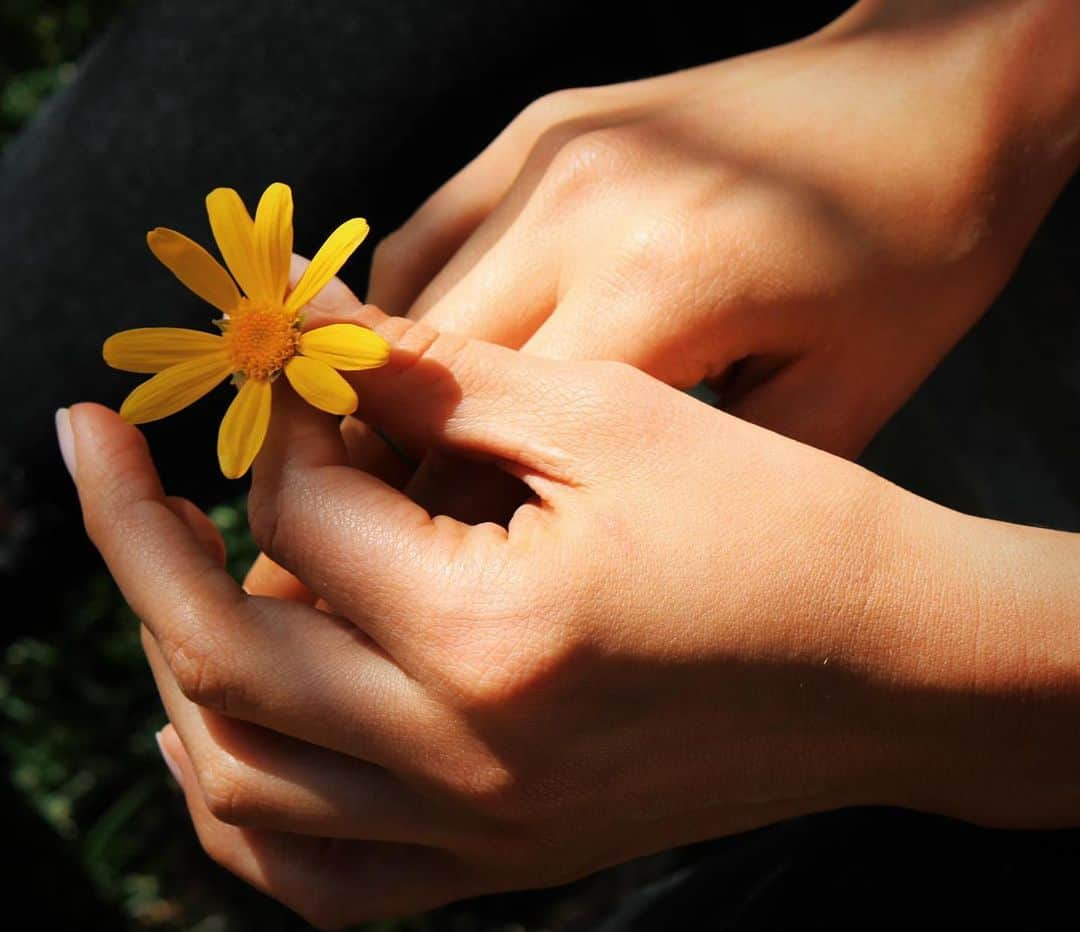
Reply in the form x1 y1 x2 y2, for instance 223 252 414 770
66 309 1080 926
368 0 1080 457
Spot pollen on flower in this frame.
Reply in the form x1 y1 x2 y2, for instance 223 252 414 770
221 299 300 381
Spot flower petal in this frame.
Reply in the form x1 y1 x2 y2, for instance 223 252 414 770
298 324 389 371
284 355 358 415
254 182 294 305
217 377 272 479
206 188 269 302
284 217 369 314
104 328 226 374
146 228 241 313
119 351 233 424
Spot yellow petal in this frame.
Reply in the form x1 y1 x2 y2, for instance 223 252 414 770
284 355 358 415
298 324 389 371
119 351 233 424
104 328 225 374
146 228 241 313
206 188 270 302
284 217 369 314
254 182 294 305
217 377 272 479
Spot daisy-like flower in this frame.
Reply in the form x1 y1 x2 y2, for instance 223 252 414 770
104 182 389 478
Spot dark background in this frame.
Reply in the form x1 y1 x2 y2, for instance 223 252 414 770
1 2 1077 929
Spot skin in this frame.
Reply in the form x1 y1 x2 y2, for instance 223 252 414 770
66 0 1080 927
68 310 1080 926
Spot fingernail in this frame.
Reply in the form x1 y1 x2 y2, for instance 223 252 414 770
55 408 77 480
155 729 184 787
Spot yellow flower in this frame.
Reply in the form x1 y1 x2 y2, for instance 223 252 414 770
104 182 389 478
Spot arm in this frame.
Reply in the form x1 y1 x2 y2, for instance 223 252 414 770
363 0 1080 456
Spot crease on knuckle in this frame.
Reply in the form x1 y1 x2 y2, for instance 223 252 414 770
198 756 259 827
166 626 235 713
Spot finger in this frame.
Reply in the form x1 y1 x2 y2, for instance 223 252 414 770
164 496 227 568
248 313 612 648
160 726 468 927
723 355 880 460
522 274 765 390
249 374 488 655
366 164 507 317
147 643 456 844
401 197 559 346
349 311 601 482
282 262 591 473
244 260 418 606
69 403 429 765
365 95 585 316
243 417 415 604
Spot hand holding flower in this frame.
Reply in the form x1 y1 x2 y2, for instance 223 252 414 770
65 303 1080 926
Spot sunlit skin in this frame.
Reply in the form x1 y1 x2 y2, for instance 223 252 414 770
64 0 1080 927
66 301 1080 925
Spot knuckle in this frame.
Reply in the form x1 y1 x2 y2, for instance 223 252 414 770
198 757 260 826
454 760 526 818
617 210 696 279
539 126 635 199
167 629 234 713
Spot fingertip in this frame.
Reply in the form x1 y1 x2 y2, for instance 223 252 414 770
67 402 163 505
156 724 187 788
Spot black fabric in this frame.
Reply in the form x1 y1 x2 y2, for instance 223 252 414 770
0 0 850 624
1 1 1076 928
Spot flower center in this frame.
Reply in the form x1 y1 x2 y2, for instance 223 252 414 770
221 300 300 381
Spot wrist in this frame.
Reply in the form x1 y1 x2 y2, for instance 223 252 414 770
826 0 1080 248
861 486 1080 827
842 0 1079 161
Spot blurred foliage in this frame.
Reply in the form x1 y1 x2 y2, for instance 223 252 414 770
0 497 301 929
0 0 133 145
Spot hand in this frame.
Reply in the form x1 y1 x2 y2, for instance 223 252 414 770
68 309 1080 926
368 0 1080 457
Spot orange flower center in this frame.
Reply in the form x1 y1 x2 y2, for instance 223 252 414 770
221 300 299 381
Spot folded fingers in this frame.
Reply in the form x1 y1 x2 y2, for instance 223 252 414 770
159 724 469 928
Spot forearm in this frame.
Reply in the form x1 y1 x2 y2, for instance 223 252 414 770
829 0 1080 246
872 489 1080 827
